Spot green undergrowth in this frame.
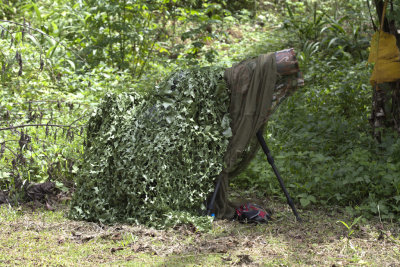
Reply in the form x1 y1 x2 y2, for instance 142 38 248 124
2 0 400 226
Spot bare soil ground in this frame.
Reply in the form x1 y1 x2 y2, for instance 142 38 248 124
1 198 399 266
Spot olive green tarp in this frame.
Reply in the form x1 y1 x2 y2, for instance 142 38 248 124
212 53 277 219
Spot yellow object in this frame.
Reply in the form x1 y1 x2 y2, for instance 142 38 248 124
368 30 400 85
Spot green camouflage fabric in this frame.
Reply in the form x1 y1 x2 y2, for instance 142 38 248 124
69 67 232 227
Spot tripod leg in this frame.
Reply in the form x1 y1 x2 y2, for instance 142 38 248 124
256 130 302 222
207 176 222 216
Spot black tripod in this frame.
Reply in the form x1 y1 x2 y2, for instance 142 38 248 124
207 130 302 222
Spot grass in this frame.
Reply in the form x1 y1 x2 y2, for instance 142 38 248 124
1 199 399 266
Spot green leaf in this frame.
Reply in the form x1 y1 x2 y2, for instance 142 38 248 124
300 198 310 207
26 35 41 49
46 43 59 58
31 1 42 23
337 220 350 230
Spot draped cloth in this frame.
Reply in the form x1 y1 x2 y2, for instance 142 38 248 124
212 53 278 219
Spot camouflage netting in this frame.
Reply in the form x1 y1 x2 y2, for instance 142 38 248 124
69 67 232 227
70 51 301 228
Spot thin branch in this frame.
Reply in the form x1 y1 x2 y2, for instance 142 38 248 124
366 0 377 31
0 123 84 131
3 144 18 157
0 140 19 144
137 30 161 79
68 114 90 127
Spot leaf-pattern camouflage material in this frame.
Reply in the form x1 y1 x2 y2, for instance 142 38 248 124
70 67 231 227
70 50 303 227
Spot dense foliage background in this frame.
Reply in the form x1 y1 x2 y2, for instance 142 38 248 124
1 0 400 222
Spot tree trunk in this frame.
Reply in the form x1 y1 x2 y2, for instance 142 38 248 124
371 0 400 141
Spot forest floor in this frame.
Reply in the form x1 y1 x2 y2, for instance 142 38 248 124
1 198 399 266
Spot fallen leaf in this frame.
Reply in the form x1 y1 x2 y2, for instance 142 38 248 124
111 233 122 241
110 247 124 253
222 255 232 262
237 254 252 265
45 202 54 211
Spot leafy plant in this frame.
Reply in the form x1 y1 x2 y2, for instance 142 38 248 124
282 0 371 61
319 15 370 60
297 41 320 67
283 1 327 42
338 215 363 239
297 193 317 208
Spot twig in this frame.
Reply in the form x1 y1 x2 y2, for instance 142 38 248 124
25 100 89 105
2 144 18 157
0 140 19 144
0 124 84 131
137 30 161 79
366 0 377 31
68 114 90 128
